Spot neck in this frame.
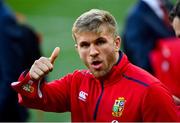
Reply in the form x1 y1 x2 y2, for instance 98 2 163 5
115 51 122 65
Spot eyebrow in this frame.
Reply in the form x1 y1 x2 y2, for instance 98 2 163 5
96 37 106 40
79 37 106 43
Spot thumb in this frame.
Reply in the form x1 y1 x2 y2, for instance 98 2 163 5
49 47 60 64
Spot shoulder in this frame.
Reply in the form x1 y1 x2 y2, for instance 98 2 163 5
123 64 172 100
123 63 160 87
72 69 90 76
65 69 91 81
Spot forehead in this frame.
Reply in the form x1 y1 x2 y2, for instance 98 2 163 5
75 26 114 42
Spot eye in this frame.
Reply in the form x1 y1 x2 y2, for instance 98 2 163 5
79 42 90 48
96 38 107 46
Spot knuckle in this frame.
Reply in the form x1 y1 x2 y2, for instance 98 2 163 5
34 60 39 65
40 57 48 62
31 73 38 80
40 56 45 60
38 69 44 75
41 65 48 72
50 65 53 71
34 75 39 80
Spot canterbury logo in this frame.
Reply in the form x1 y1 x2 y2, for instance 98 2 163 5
78 91 88 102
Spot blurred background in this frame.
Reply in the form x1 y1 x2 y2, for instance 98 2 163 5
5 0 176 122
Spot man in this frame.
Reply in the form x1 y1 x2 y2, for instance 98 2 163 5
11 9 179 122
122 0 175 74
169 0 180 104
0 0 29 121
0 0 41 121
150 0 180 105
169 0 180 37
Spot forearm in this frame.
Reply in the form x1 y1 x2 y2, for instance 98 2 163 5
12 71 71 112
11 71 46 109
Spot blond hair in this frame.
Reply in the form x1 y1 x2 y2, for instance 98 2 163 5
72 9 118 41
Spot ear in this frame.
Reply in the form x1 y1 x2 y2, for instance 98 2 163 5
75 43 78 52
114 36 121 52
74 44 78 49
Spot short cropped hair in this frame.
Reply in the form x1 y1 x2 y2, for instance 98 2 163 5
169 0 180 22
72 9 118 41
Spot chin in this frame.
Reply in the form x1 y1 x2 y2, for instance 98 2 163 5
92 70 107 78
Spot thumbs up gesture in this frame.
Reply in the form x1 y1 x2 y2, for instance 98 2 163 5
29 47 60 80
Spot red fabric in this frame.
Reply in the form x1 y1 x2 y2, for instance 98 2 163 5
150 38 180 98
12 53 179 122
11 72 39 98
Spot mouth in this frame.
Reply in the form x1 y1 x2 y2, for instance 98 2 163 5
91 60 103 70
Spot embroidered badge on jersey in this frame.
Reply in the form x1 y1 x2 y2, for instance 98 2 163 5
78 91 88 102
112 97 126 117
22 80 34 93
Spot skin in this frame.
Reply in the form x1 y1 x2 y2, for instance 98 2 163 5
171 17 180 105
29 26 121 80
172 16 180 38
29 47 60 80
75 26 121 78
173 95 180 105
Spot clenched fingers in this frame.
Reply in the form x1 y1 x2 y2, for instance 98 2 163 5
29 47 60 81
29 57 53 80
38 57 53 72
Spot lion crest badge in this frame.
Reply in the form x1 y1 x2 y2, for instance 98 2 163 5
112 97 126 117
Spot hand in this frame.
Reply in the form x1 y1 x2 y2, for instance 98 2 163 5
172 95 180 106
29 47 60 80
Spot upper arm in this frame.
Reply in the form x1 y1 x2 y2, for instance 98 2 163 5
142 83 180 121
41 73 73 112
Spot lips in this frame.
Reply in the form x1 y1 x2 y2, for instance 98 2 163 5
91 60 102 70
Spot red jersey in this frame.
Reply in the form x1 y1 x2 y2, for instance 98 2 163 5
12 53 179 122
150 38 180 98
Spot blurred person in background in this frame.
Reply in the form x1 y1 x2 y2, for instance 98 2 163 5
122 0 175 74
0 0 42 121
169 0 180 104
11 9 179 122
169 0 180 105
169 0 180 37
150 0 180 106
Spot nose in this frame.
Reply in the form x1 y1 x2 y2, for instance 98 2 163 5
89 45 99 57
